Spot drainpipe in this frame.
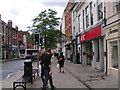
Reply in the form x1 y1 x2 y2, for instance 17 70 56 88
75 35 78 64
105 40 108 75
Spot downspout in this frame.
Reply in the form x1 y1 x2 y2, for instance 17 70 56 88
75 35 78 64
105 40 108 75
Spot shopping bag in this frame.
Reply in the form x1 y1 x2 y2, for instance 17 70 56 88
56 63 59 67
38 65 41 73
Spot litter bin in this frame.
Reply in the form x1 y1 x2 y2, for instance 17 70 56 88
24 61 33 83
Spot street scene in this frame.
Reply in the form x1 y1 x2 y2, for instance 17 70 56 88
0 0 120 90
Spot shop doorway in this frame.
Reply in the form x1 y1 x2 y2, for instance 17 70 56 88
86 44 93 65
111 41 118 69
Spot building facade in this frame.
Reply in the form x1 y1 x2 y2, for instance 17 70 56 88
0 15 20 60
6 20 19 59
69 0 120 78
71 0 105 72
60 12 66 57
103 1 120 78
64 2 74 61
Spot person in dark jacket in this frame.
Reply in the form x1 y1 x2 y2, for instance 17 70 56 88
41 48 55 89
38 50 46 87
58 52 65 73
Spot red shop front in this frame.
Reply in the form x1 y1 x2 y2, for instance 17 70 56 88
79 25 102 66
80 25 101 42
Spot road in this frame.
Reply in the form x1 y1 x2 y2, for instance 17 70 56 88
1 59 31 81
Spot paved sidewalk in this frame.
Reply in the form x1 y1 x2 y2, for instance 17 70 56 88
1 57 118 89
64 58 118 88
1 57 87 89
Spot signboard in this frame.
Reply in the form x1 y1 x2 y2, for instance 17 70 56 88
80 25 101 42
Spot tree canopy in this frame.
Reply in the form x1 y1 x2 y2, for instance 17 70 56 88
28 9 64 49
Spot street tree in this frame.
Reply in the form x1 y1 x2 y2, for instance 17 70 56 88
28 9 64 49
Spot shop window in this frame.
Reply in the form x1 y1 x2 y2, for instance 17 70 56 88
111 41 118 69
97 41 100 62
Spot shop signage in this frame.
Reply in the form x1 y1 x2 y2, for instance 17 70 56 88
80 25 101 42
108 28 118 36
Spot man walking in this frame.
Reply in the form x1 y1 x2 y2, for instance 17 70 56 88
41 48 55 89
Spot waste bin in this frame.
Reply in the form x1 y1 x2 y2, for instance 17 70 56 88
24 61 33 83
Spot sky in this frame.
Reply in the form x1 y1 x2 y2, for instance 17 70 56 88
0 0 68 31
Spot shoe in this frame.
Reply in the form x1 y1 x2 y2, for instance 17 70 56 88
59 71 61 73
51 85 55 89
62 71 64 73
41 86 46 90
46 85 49 88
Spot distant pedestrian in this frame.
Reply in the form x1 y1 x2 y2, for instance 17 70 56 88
31 53 35 62
41 48 55 89
58 52 65 73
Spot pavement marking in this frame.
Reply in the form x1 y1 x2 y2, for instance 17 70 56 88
7 72 15 79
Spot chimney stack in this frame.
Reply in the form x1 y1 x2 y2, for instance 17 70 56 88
15 26 18 30
8 20 12 27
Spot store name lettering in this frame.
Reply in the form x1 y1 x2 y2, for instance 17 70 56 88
81 34 85 41
108 28 118 35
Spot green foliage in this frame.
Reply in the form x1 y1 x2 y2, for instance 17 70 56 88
26 33 35 42
28 9 64 49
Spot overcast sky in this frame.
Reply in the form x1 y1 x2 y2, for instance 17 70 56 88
0 0 68 31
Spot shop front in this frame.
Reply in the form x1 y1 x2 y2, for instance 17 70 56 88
105 23 119 78
80 25 104 71
12 45 19 58
65 41 71 61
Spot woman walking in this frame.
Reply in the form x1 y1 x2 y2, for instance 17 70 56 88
58 52 65 73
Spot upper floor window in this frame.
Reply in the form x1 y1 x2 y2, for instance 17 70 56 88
78 14 81 33
83 10 85 30
85 6 90 28
73 11 75 21
97 2 103 21
90 2 93 25
116 0 120 12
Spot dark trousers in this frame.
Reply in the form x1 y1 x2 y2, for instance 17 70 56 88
43 70 54 88
41 70 45 85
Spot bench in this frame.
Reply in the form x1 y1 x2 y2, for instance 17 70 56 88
13 69 39 90
13 75 32 90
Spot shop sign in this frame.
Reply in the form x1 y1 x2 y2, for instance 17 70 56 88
80 25 101 42
108 28 118 36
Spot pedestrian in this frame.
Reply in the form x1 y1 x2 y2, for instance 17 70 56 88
58 52 65 73
38 50 46 87
41 48 55 89
31 53 35 63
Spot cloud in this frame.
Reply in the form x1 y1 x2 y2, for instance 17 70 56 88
42 2 67 7
10 8 20 16
0 0 67 31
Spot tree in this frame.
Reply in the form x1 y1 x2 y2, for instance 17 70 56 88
26 33 35 43
28 9 64 49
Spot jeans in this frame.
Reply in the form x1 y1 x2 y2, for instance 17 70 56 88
43 70 54 88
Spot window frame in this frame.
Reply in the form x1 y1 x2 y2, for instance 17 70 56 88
115 0 120 12
97 2 103 21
